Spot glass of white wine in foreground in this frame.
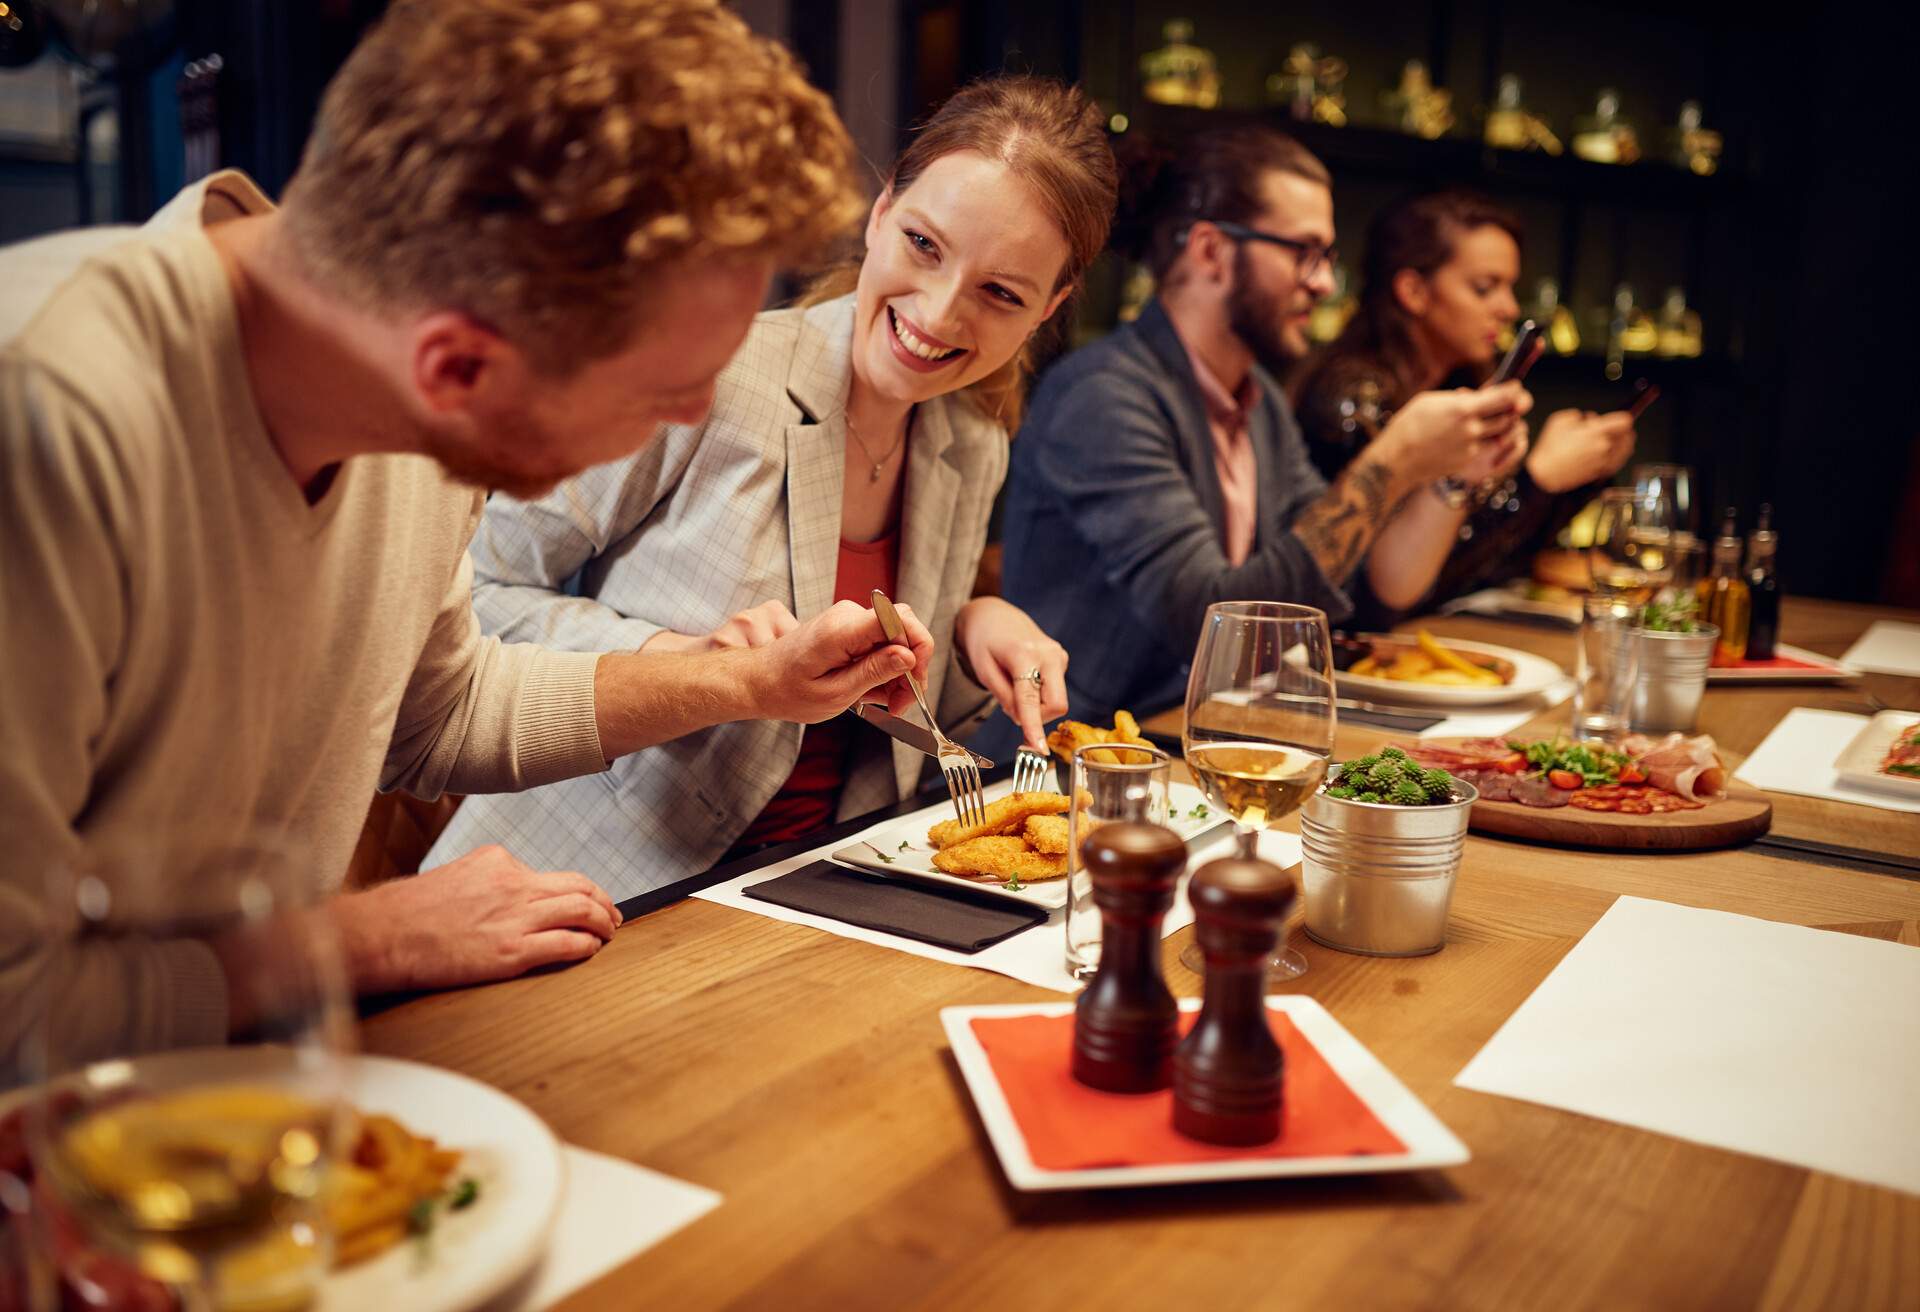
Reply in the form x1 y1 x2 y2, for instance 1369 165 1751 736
25 840 352 1312
1179 602 1337 982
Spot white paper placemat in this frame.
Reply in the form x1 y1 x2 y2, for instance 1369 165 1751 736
693 812 1296 993
1840 620 1920 677
1455 896 1920 1197
500 1147 721 1311
1418 678 1575 740
1732 708 1920 814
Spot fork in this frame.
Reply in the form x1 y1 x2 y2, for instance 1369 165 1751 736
870 591 986 828
1012 743 1055 795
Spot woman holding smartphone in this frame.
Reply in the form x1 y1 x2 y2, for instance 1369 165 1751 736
1293 190 1638 621
423 77 1118 898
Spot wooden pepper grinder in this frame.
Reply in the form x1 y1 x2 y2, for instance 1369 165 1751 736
1172 853 1298 1145
1071 822 1186 1093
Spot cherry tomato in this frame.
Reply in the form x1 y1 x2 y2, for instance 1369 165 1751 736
1618 765 1646 784
1548 769 1583 790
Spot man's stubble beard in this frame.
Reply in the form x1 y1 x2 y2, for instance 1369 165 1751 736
1228 245 1305 377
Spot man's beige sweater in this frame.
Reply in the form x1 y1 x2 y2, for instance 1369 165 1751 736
0 175 607 1076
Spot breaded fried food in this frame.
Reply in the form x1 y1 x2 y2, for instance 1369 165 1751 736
1025 813 1070 854
1047 711 1152 766
931 835 1069 882
927 790 1074 850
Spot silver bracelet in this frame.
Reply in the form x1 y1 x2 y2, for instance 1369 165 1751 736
1431 476 1471 509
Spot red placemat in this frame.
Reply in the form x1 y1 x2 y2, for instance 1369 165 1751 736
970 1009 1406 1171
1711 654 1829 671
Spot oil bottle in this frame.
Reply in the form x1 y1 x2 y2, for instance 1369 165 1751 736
1695 507 1751 665
1744 504 1780 660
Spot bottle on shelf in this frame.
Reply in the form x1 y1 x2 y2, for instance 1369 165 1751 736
1696 507 1752 666
1116 262 1155 324
1572 88 1640 164
1605 285 1656 379
1655 288 1703 358
1483 74 1562 154
1306 263 1355 343
1744 504 1780 661
1140 20 1221 109
1484 74 1528 149
1382 60 1453 139
1266 45 1350 126
1531 278 1581 355
1671 100 1724 176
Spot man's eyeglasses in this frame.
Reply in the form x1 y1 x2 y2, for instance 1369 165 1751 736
1183 220 1338 280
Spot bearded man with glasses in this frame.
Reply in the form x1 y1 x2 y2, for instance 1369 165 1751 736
982 124 1533 737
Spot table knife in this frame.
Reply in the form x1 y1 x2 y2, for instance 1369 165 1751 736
851 703 994 768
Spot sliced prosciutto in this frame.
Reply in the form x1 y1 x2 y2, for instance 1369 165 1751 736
1620 732 1726 801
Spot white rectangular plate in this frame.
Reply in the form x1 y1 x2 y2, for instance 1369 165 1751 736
940 997 1469 1191
1704 643 1860 683
834 780 1222 910
1833 708 1920 799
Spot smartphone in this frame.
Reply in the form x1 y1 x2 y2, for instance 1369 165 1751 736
1627 379 1662 419
1488 319 1544 385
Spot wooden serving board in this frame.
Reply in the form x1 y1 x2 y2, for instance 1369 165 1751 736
1414 737 1773 851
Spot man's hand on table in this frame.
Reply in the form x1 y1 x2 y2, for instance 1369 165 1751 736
330 845 622 994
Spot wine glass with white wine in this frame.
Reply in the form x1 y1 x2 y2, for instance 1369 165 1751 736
24 838 352 1312
1178 602 1337 982
1575 487 1676 738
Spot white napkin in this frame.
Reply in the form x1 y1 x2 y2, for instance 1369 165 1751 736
693 821 1297 993
496 1147 720 1311
1732 708 1920 814
1839 620 1920 677
1456 896 1920 1197
1418 678 1576 740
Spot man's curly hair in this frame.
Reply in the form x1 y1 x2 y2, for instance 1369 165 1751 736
282 0 861 374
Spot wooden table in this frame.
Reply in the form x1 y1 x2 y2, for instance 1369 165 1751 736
361 597 1920 1310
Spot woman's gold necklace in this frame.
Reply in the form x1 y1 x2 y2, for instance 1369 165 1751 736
846 415 907 483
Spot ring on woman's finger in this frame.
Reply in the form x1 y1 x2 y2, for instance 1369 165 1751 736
1021 666 1043 692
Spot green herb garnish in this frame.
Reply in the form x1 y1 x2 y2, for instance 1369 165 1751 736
1642 592 1702 634
1511 736 1628 785
449 1178 480 1211
898 840 910 851
1323 746 1456 806
408 1197 436 1236
1188 803 1211 820
1005 873 1025 891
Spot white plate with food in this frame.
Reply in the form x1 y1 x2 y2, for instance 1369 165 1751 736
941 996 1469 1191
834 779 1224 910
5 1046 564 1312
1333 630 1566 707
1832 709 1920 799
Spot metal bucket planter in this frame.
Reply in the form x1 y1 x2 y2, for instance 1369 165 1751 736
1299 779 1477 957
1631 623 1720 734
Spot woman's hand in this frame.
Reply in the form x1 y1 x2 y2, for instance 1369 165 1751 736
1375 382 1534 488
955 596 1068 750
1454 418 1531 486
641 600 799 654
1527 409 1637 493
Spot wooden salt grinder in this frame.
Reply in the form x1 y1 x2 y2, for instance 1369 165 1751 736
1172 853 1298 1145
1071 823 1186 1093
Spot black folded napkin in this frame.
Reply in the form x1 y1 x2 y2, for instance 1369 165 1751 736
743 860 1048 954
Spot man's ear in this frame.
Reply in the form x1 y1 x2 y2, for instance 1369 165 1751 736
1391 267 1431 318
411 312 518 415
864 185 895 250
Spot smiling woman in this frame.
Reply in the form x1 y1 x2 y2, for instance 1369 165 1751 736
421 77 1122 899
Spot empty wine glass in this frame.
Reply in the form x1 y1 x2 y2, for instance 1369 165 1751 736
1177 602 1336 983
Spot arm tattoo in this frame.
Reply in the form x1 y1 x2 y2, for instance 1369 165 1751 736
1290 456 1394 584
